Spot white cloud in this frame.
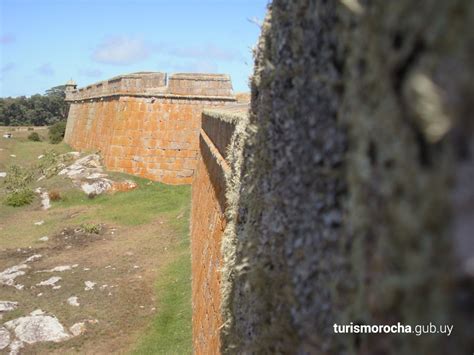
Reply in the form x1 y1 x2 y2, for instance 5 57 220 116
168 44 241 62
78 68 103 78
36 63 54 76
157 60 219 74
92 36 151 65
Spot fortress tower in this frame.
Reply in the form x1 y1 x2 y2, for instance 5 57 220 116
64 79 77 97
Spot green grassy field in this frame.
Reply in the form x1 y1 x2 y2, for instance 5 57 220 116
0 127 192 354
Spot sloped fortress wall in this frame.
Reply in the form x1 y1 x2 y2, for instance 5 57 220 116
191 0 474 354
190 104 248 354
65 72 235 184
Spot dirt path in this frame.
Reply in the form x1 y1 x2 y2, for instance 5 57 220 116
0 129 192 354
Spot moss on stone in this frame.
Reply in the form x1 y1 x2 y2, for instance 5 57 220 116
221 0 474 353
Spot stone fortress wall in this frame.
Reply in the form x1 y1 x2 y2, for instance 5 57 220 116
190 0 474 354
63 1 474 352
64 72 235 184
190 104 248 354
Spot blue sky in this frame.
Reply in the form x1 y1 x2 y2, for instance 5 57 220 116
0 0 269 97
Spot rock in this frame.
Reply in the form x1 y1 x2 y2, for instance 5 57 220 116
4 311 70 344
84 281 96 291
38 265 76 273
86 172 108 179
9 339 23 355
0 327 10 350
0 301 18 312
0 172 6 178
30 310 45 316
36 189 51 210
37 155 44 159
67 297 80 307
111 180 138 192
80 180 113 196
34 221 44 226
58 153 135 197
24 254 42 263
0 264 27 288
10 154 16 158
67 151 81 158
36 277 61 287
69 322 86 336
39 236 49 242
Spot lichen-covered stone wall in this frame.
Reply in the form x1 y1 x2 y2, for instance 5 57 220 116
64 72 235 185
213 1 473 354
190 105 248 354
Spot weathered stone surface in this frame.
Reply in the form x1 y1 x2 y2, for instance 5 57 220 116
35 188 51 210
69 322 85 336
191 104 249 354
0 264 27 289
67 296 80 307
0 327 10 350
0 301 18 313
4 311 70 344
84 281 96 291
190 0 474 354
36 276 61 287
64 72 237 185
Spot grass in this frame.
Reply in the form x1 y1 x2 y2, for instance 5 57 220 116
0 127 193 354
133 212 192 355
1 130 71 169
55 174 191 226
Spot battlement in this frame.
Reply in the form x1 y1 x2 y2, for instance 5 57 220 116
65 72 235 101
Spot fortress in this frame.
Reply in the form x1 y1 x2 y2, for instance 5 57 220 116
64 72 236 184
64 0 474 353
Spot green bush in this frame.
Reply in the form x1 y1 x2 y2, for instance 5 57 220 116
48 121 67 144
3 165 34 192
81 223 102 234
5 189 35 207
28 132 41 142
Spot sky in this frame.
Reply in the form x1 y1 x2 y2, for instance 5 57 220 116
0 0 269 97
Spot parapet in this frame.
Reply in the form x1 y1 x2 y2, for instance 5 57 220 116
65 72 235 101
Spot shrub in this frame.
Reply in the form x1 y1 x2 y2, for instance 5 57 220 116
49 190 61 201
3 165 34 192
36 149 59 177
48 121 67 144
28 132 41 142
81 223 102 234
27 127 34 131
5 189 35 207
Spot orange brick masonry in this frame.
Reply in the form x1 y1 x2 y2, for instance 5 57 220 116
64 72 235 185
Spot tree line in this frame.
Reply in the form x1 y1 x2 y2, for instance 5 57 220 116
0 85 69 126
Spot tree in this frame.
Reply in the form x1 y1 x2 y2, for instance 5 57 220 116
0 85 70 126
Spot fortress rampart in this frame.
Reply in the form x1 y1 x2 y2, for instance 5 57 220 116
190 104 247 354
191 0 474 354
64 72 235 184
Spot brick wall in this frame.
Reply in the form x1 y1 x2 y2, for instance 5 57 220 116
64 72 235 184
191 105 247 354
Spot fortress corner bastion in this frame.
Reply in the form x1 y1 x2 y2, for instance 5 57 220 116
64 72 236 185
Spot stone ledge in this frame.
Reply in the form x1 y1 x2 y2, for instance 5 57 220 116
66 72 235 101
